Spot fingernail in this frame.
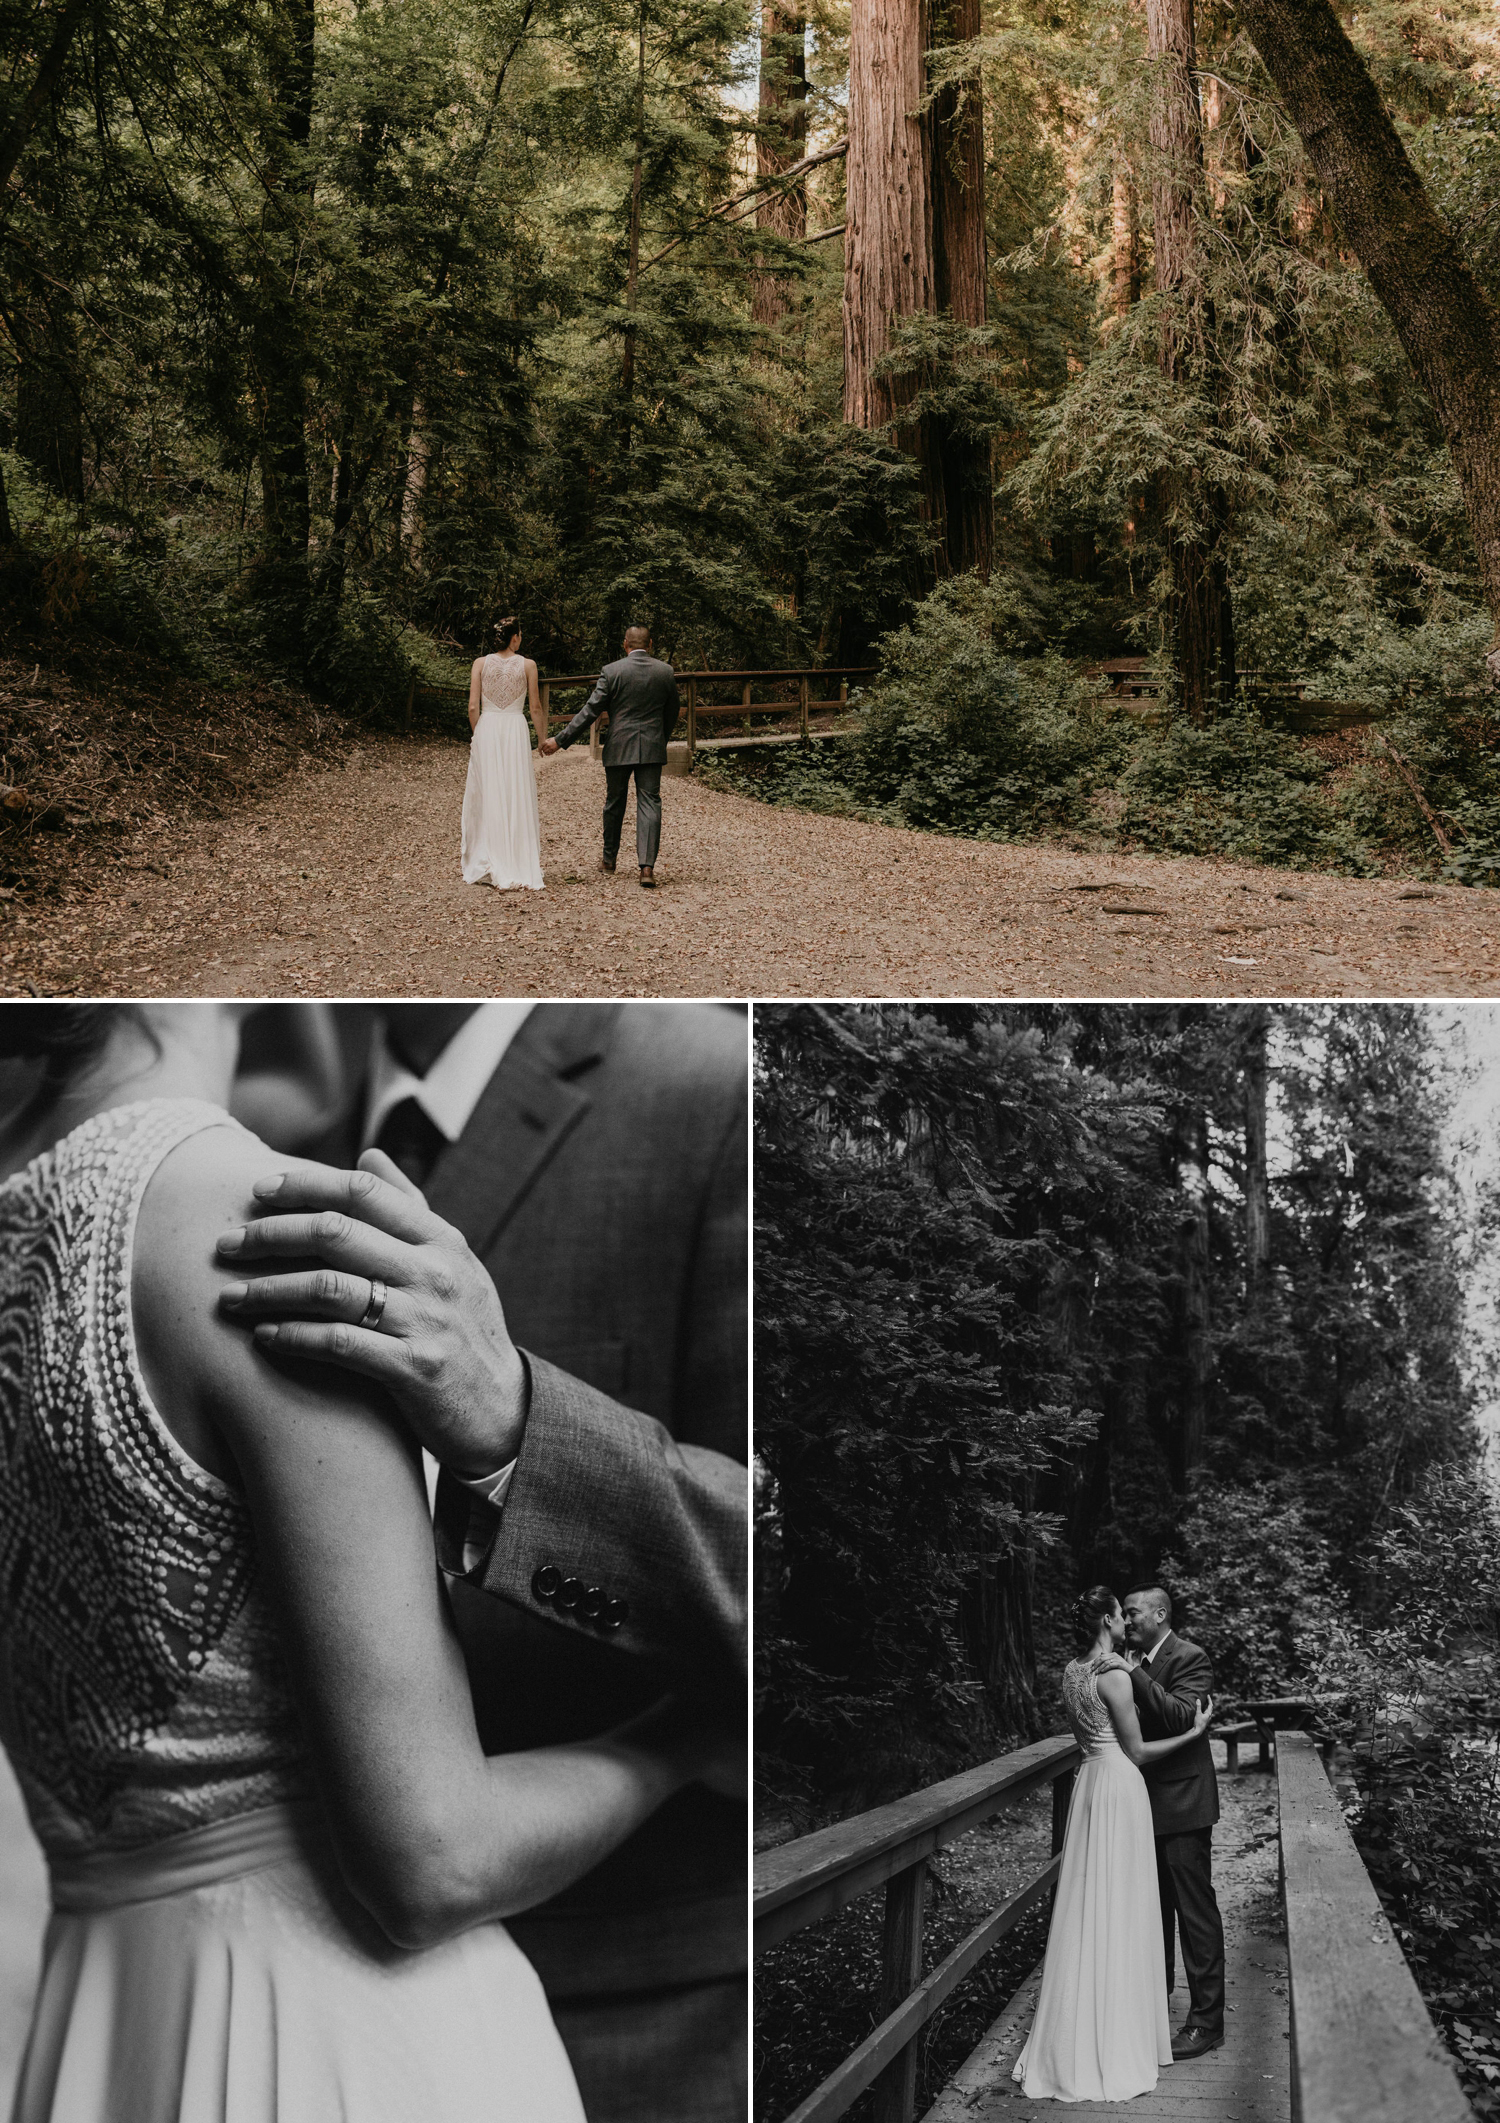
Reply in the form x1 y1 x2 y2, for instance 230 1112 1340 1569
220 1283 248 1308
217 1228 245 1255
252 1174 285 1198
253 1323 280 1345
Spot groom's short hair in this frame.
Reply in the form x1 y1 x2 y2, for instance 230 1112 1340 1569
623 624 652 649
1125 1584 1172 1624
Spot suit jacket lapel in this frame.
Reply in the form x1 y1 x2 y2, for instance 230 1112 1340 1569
424 1004 621 1253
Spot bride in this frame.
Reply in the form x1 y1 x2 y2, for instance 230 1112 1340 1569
461 616 548 891
1012 1585 1211 2104
0 1002 731 2121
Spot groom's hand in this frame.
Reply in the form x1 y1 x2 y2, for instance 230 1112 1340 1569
214 1153 526 1477
539 736 559 755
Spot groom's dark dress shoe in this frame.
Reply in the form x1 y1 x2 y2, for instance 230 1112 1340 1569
600 856 616 873
639 866 656 888
1171 2026 1224 2060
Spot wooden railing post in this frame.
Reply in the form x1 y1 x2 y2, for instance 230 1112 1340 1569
687 675 697 753
799 673 810 739
873 1860 927 2123
742 678 753 711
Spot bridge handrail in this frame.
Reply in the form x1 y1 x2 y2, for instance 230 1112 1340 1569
1278 1729 1472 2123
755 1732 1080 2123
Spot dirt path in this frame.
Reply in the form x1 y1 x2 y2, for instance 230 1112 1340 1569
5 738 1499 997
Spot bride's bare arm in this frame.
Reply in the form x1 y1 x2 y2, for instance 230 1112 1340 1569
527 659 547 751
468 657 483 732
135 1126 703 1949
1096 1669 1211 1767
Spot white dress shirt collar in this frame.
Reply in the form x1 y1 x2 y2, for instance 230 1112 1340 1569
362 1003 536 1153
1141 1633 1169 1666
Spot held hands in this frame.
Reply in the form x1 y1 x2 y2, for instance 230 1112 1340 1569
1191 1695 1214 1737
215 1152 526 1478
539 737 559 755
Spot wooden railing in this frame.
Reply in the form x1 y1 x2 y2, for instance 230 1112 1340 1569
754 1733 1080 2123
407 665 877 753
1277 1730 1473 2123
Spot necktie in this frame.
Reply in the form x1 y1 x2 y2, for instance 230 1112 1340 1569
374 1097 447 1189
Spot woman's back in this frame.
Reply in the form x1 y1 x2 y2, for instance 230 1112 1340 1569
0 1097 307 1861
1061 1652 1130 1760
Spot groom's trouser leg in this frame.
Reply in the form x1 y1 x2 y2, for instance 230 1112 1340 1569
552 1974 746 2123
633 764 663 866
602 767 633 863
1156 1828 1225 2033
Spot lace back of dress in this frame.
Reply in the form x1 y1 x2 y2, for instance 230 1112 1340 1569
0 1099 307 1856
1062 1652 1129 1750
482 652 528 712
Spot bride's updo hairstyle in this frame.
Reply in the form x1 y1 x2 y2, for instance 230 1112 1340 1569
1071 1584 1119 1654
494 616 521 650
0 1003 136 1079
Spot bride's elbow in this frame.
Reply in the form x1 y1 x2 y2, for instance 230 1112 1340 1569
341 1825 485 1953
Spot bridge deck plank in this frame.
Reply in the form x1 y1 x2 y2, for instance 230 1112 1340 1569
920 1763 1290 2123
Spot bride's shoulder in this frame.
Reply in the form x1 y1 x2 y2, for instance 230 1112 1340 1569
133 1121 286 1383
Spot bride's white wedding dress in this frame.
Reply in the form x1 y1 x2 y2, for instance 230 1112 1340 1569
1012 1651 1173 2102
0 1098 585 2122
461 651 544 890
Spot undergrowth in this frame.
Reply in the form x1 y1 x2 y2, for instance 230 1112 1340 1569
698 576 1500 882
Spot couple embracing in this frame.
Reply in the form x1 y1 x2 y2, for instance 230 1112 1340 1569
1014 1585 1225 2104
0 1000 746 2123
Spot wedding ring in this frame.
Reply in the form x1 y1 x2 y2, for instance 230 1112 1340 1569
357 1278 388 1332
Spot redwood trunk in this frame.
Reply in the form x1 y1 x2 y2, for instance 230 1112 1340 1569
1147 0 1233 722
257 0 316 643
928 0 991 578
843 0 945 546
751 9 807 330
1242 1004 1272 1311
1236 0 1500 660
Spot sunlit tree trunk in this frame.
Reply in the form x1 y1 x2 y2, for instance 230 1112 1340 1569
1241 1004 1272 1313
1237 0 1500 670
1147 0 1233 722
400 401 430 568
751 8 807 331
1112 160 1141 316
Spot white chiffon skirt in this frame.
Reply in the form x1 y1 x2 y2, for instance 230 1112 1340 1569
460 708 543 890
1012 1748 1172 2102
14 1803 585 2123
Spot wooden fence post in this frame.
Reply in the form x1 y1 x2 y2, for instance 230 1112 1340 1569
742 677 753 711
799 673 810 739
687 675 697 754
872 1860 927 2123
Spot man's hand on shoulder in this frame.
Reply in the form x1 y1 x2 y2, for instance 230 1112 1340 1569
213 1150 527 1477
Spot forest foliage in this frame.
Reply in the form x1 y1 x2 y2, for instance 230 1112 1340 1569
3 0 1500 873
755 1001 1500 2111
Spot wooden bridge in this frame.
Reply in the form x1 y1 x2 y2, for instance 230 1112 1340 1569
407 664 876 755
754 1729 1473 2123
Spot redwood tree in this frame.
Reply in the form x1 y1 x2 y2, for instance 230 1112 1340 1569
1235 0 1500 671
751 8 807 330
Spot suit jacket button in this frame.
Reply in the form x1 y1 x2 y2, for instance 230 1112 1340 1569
557 1575 584 1611
532 1565 561 1602
602 1597 629 1631
580 1586 606 1621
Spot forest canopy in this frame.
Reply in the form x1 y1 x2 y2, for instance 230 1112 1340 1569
3 1 1500 868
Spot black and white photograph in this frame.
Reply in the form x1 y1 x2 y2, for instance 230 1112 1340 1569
0 1000 748 2123
754 1001 1498 2123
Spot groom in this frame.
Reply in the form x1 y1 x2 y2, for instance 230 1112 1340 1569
1122 1586 1226 2061
541 625 680 887
226 1002 747 2122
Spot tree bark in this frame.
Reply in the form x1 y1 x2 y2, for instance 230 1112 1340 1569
1174 1103 1211 1484
1147 0 1233 722
1235 0 1500 661
928 0 991 578
621 7 646 398
843 0 945 547
751 9 807 330
1112 159 1141 316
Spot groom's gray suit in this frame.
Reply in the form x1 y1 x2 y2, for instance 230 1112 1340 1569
556 647 681 868
333 1004 746 2122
